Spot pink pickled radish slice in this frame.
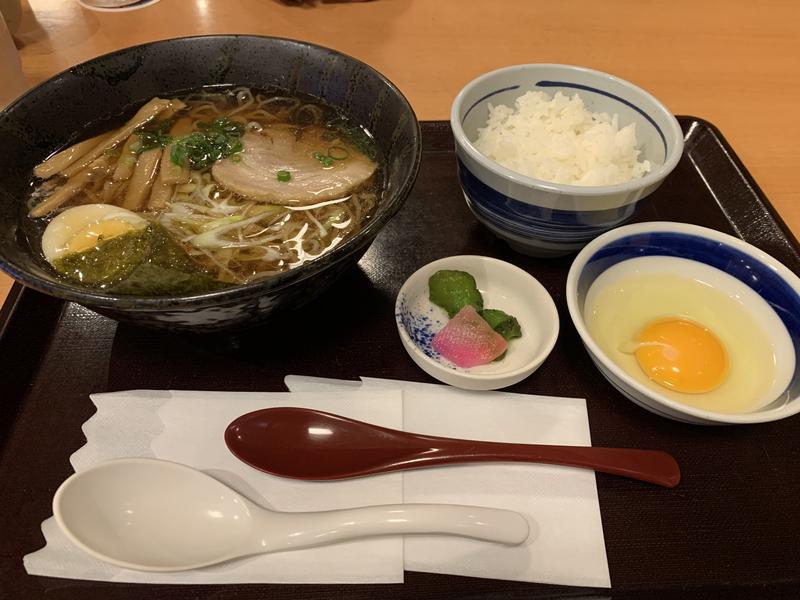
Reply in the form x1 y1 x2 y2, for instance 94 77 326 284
432 305 508 368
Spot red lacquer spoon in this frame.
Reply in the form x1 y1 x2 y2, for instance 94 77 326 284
225 407 680 488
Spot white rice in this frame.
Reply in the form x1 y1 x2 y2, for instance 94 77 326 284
473 91 651 186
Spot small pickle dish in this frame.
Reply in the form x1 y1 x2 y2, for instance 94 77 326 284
395 255 559 391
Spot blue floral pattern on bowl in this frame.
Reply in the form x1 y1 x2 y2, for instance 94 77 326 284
396 294 446 364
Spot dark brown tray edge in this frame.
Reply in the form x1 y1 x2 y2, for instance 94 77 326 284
679 114 800 255
0 281 25 340
0 284 64 448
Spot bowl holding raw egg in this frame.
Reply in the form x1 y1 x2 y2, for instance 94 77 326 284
566 222 800 425
451 64 684 258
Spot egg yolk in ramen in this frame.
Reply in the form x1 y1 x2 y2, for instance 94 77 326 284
623 317 728 394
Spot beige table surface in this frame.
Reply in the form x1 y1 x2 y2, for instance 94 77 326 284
2 0 799 305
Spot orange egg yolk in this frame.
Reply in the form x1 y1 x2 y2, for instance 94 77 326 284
65 220 139 255
631 318 728 394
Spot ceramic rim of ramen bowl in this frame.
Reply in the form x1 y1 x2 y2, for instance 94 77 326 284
0 35 422 331
566 221 800 425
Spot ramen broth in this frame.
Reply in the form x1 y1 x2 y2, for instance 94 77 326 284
26 87 382 293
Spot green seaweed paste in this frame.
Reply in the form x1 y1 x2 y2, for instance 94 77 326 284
52 224 228 295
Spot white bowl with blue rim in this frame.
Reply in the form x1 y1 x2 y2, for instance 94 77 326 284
395 255 559 390
451 64 684 258
566 221 800 425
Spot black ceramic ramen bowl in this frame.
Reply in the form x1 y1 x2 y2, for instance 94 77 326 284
0 35 421 332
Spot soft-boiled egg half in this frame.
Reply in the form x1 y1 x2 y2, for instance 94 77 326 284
584 256 794 414
41 204 148 266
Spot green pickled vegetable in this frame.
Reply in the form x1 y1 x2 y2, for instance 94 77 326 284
479 308 522 341
479 308 522 361
428 270 484 317
428 268 523 362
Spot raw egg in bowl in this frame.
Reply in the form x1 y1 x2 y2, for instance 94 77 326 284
566 222 800 425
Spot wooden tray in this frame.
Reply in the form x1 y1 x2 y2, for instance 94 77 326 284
2 119 800 600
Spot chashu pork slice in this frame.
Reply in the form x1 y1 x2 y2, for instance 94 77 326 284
211 125 377 206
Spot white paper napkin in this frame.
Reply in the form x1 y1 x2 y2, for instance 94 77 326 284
285 375 611 588
25 381 611 588
24 389 406 584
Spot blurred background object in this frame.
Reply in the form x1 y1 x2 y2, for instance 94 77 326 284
77 0 161 13
0 0 20 33
279 0 374 5
0 10 26 108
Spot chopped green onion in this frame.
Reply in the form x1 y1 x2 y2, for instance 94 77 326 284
327 146 349 160
134 119 174 153
312 151 335 167
170 117 245 169
276 170 292 182
325 118 378 159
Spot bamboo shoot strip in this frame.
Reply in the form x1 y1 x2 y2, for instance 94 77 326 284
61 98 172 177
157 98 188 121
101 179 127 203
33 133 110 180
148 181 173 210
29 156 113 217
113 134 141 182
121 148 161 211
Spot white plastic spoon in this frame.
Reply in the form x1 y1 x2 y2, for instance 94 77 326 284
53 458 530 571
